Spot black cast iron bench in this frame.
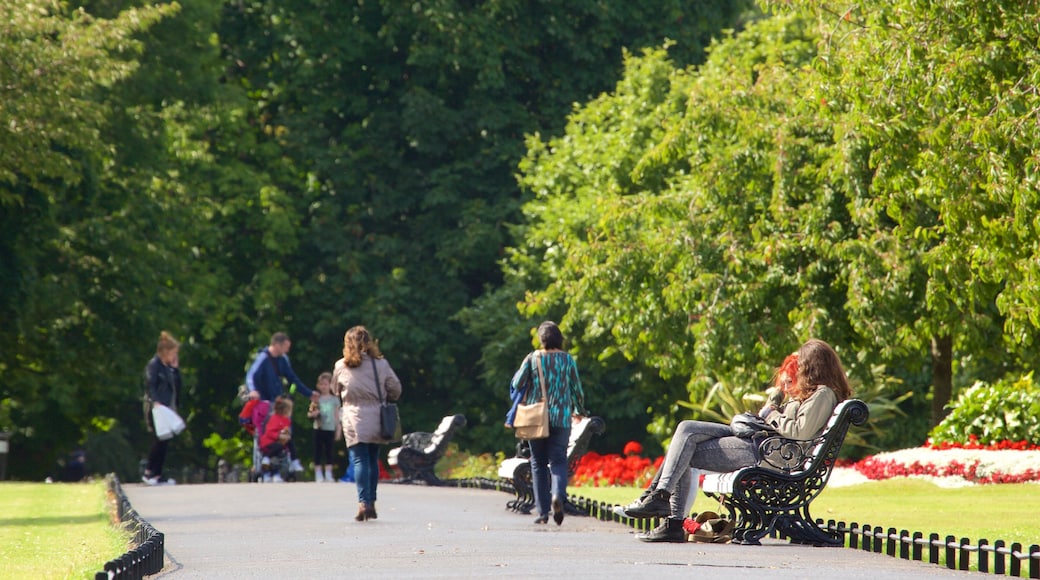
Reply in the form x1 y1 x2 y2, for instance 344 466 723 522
387 413 467 485
701 398 869 546
498 415 606 514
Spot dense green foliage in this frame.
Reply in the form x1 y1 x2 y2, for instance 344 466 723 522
929 374 1040 446
0 0 752 479
495 0 1040 454
6 0 1040 479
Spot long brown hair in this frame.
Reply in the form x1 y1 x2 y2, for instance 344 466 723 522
795 339 853 402
342 325 384 368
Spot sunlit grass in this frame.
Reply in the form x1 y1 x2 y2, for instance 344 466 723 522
0 481 130 579
570 479 1040 546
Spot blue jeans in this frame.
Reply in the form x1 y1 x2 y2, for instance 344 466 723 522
528 426 570 517
349 443 381 505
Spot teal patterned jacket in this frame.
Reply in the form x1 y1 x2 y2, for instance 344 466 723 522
509 350 586 428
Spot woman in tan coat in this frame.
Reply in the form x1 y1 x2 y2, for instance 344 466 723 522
332 326 402 521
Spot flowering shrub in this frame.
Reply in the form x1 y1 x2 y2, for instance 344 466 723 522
929 374 1040 447
572 441 662 487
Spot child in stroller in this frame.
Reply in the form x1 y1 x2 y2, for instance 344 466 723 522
259 396 297 482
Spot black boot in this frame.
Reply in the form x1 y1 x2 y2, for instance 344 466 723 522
637 517 686 543
625 488 671 518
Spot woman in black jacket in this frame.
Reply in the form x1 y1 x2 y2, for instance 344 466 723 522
143 331 182 485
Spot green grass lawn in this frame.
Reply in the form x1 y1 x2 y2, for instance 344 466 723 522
569 479 1040 546
0 481 130 579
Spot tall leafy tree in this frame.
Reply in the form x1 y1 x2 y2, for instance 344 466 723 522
777 0 1040 425
0 0 185 477
218 0 754 449
501 14 863 442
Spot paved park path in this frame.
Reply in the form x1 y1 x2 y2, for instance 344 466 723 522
125 481 985 579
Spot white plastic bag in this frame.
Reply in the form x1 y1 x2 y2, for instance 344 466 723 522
153 405 186 440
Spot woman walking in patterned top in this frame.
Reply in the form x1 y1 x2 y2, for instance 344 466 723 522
508 321 587 526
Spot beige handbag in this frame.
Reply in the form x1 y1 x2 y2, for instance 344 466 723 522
513 353 549 439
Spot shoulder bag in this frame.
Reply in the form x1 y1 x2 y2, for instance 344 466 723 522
372 357 402 442
513 353 550 440
730 412 777 439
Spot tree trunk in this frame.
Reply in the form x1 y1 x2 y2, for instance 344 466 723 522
930 334 953 427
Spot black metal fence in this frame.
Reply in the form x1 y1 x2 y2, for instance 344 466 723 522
543 491 1040 579
96 474 164 580
823 521 1040 579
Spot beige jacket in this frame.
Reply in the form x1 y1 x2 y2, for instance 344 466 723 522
763 385 838 440
333 353 402 447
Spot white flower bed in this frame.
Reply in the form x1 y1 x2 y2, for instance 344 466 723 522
831 447 1040 487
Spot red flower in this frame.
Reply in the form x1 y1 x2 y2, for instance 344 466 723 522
623 441 644 456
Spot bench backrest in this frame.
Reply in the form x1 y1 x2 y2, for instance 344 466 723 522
423 414 467 456
759 398 868 477
566 416 606 473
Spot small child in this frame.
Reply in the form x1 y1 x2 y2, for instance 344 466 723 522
308 372 341 482
259 396 294 482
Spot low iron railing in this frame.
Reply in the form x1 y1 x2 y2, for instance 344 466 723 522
558 493 1040 579
823 521 1040 578
96 474 164 580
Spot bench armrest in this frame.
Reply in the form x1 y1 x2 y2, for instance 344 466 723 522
756 435 821 473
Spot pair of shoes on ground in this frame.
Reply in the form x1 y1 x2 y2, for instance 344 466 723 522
355 503 377 521
315 470 336 483
262 473 285 483
637 517 687 543
615 489 671 519
533 496 566 525
141 475 176 486
551 496 565 526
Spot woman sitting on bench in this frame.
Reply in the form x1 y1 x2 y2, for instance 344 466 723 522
619 338 852 543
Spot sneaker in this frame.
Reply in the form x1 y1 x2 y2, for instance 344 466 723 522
637 518 687 543
272 473 285 483
612 490 653 517
262 473 272 483
290 459 304 473
315 470 325 483
157 477 176 486
624 489 672 519
324 469 334 482
142 476 159 486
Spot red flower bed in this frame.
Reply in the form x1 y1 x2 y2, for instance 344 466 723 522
572 441 661 487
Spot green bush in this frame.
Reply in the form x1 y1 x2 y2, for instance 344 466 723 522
929 373 1040 446
436 445 506 480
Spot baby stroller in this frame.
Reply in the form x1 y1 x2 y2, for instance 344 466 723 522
239 396 303 482
240 399 291 482
259 442 293 483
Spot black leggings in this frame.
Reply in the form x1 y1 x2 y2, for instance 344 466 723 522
313 429 335 465
146 408 169 477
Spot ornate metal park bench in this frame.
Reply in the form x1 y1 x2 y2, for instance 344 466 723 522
497 415 606 514
701 398 869 546
387 414 467 485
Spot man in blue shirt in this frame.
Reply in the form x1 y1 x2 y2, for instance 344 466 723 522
245 332 318 478
245 332 317 403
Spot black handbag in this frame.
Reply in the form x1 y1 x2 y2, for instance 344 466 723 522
371 357 402 442
730 412 777 438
